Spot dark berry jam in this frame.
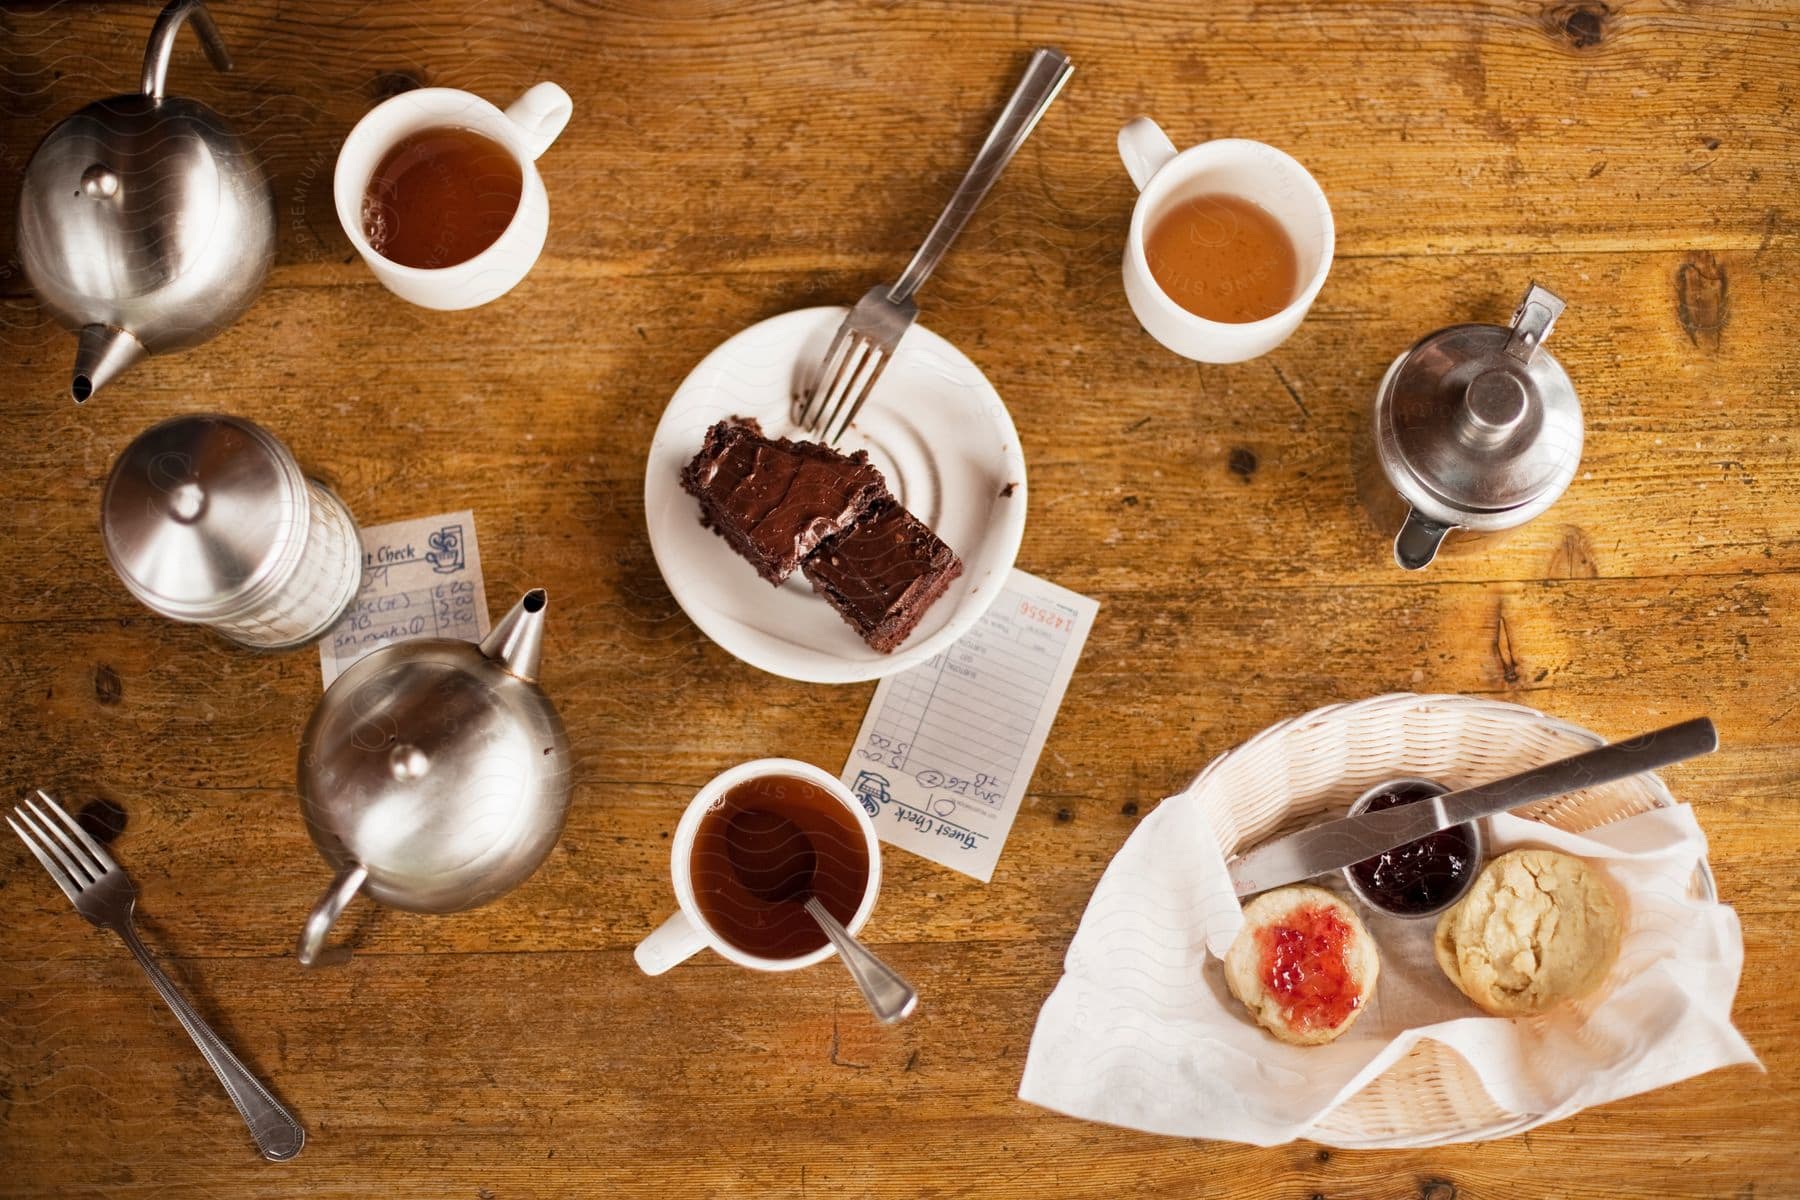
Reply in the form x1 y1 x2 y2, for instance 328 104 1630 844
1255 903 1362 1032
1347 782 1478 916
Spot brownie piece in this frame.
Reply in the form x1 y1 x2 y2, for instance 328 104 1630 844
682 420 888 585
803 500 964 653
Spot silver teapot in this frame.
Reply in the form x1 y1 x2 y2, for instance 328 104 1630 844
17 0 276 402
295 590 573 966
1370 282 1583 569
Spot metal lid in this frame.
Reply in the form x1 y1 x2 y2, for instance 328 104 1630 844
21 95 228 305
1376 283 1582 518
101 414 310 621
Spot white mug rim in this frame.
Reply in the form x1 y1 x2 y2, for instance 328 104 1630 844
668 757 883 972
333 87 539 281
1125 136 1334 334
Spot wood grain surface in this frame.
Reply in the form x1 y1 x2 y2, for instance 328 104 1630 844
1 1 1796 1196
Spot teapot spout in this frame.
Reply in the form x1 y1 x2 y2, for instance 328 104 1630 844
71 324 147 403
480 589 547 683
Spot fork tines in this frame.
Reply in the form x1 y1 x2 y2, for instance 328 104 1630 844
795 284 915 448
798 325 888 447
7 790 113 905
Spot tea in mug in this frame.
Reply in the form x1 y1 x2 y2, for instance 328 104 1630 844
361 126 523 269
1145 193 1299 323
691 773 870 959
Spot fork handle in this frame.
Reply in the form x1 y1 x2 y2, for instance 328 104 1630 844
116 920 306 1161
887 46 1072 305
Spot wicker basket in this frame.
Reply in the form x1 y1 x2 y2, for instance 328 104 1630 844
1180 692 1715 1148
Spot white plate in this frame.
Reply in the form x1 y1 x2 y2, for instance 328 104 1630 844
645 307 1027 683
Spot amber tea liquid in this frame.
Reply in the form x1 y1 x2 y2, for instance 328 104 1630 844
1144 193 1300 323
362 126 523 269
691 774 870 960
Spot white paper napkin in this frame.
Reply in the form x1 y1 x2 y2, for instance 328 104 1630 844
1018 794 1758 1146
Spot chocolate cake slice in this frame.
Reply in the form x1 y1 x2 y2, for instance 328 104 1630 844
803 500 964 653
682 420 888 585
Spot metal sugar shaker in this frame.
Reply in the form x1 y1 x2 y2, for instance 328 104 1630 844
16 0 276 403
294 590 573 967
1372 282 1583 570
101 415 364 649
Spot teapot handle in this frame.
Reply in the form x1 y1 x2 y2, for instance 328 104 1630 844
141 0 234 101
296 864 369 967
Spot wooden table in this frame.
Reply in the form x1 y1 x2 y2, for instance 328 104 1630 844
2 2 1795 1195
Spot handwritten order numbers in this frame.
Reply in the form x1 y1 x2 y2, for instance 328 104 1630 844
331 577 479 661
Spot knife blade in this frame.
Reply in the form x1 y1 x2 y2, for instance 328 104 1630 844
1227 716 1718 898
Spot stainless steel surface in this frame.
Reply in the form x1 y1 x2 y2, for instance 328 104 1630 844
804 897 918 1024
796 46 1072 446
1338 777 1484 919
1228 716 1719 897
6 791 304 1161
1373 281 1582 569
100 414 363 648
16 0 275 402
295 589 572 966
141 0 232 99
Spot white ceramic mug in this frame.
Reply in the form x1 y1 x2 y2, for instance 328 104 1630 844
334 83 573 310
633 758 883 976
1117 117 1333 363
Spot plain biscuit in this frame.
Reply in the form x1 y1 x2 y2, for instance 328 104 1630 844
1434 848 1622 1016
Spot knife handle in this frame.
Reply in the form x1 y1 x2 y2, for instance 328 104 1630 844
1440 716 1718 826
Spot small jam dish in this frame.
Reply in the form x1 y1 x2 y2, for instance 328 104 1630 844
1341 777 1485 919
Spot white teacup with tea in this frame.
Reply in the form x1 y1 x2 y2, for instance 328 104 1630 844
1118 117 1333 363
334 83 572 310
634 759 885 976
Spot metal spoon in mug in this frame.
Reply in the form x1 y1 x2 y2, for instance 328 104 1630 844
725 811 918 1023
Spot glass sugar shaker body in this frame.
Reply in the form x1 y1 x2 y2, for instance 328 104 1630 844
101 414 364 649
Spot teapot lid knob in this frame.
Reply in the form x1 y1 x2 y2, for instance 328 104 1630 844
79 164 120 199
1459 369 1529 444
388 744 431 782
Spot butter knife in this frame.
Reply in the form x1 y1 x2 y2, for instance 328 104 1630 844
1227 716 1719 898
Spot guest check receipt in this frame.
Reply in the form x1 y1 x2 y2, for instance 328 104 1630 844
318 510 491 688
843 570 1099 881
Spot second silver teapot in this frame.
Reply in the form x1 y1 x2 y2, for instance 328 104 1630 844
295 590 572 966
17 0 275 402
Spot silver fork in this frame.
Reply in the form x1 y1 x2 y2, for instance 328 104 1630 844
796 46 1073 446
8 790 305 1161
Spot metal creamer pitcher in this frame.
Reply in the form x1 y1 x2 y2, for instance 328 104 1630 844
295 590 573 966
1371 282 1583 569
17 0 276 402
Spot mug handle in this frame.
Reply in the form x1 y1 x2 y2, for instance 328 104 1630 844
505 82 573 160
1118 116 1179 192
634 910 707 976
296 864 369 967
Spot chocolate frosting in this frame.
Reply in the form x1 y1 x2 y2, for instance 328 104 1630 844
804 500 963 652
682 421 886 584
